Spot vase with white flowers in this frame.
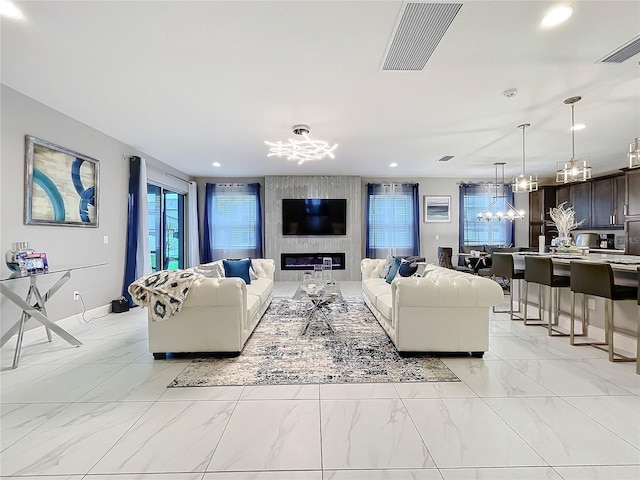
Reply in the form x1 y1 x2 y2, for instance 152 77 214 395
548 202 585 250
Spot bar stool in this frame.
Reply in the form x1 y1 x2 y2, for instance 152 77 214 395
523 256 570 335
570 261 638 363
437 247 473 274
491 252 525 321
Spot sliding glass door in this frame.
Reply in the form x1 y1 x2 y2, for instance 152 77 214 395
147 184 185 272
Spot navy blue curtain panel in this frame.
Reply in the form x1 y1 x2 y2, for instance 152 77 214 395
411 183 420 256
252 183 264 258
201 183 216 263
122 156 142 306
365 183 375 258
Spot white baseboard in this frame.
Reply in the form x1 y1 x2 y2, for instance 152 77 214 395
3 304 111 346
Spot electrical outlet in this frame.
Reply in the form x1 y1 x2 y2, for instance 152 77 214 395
73 291 80 301
587 298 596 310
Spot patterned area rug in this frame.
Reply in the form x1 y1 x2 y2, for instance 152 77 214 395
169 297 459 387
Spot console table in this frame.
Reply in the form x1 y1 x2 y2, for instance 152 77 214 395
0 263 106 368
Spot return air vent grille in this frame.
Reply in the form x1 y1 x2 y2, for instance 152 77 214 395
597 35 640 63
381 2 462 71
438 155 454 162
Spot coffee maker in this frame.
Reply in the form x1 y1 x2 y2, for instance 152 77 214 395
599 233 615 249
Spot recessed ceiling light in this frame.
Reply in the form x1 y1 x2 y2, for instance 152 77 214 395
540 5 573 28
212 162 221 167
0 0 23 19
570 123 586 131
389 162 398 168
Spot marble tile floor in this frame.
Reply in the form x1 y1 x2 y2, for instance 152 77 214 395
1 281 639 479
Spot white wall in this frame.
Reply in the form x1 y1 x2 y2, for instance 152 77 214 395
0 85 190 336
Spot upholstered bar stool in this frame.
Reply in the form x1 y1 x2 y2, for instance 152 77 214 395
570 261 638 363
491 252 525 321
523 256 570 335
437 247 473 274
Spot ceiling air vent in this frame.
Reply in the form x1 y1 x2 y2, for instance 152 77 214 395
381 2 463 71
596 35 640 63
438 155 454 162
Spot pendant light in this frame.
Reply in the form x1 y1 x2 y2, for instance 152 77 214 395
556 96 592 183
629 137 640 169
511 123 538 193
477 162 525 222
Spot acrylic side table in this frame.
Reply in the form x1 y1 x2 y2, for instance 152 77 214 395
0 263 106 368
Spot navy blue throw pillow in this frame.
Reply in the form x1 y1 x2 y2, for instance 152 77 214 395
398 260 418 277
223 259 252 284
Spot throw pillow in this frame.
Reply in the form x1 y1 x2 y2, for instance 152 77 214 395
381 255 395 279
196 262 224 278
413 262 428 277
227 257 259 280
223 259 252 284
398 260 418 277
385 256 403 284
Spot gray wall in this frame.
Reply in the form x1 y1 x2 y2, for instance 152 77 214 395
0 85 190 335
264 176 362 281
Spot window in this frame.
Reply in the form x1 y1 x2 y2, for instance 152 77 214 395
147 184 185 272
366 183 419 258
202 183 263 262
459 184 514 246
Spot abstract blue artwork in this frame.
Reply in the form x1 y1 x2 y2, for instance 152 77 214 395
25 136 99 227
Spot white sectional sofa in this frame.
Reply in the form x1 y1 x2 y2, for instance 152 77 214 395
148 259 275 358
361 259 504 355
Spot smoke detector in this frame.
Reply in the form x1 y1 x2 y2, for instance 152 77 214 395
502 88 518 99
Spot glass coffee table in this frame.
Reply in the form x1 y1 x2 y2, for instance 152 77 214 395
293 281 342 335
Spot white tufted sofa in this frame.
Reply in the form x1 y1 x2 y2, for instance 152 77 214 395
361 259 504 355
148 259 275 358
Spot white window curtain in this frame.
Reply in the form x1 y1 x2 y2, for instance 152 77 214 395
186 181 200 267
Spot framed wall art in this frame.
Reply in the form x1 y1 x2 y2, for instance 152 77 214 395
424 195 450 223
24 135 99 227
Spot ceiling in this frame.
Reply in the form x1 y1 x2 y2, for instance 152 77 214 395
2 1 639 181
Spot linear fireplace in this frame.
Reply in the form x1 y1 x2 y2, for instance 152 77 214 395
281 253 346 271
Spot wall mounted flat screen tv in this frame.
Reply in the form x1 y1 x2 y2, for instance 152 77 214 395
282 198 347 235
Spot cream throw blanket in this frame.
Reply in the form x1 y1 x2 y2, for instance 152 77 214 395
128 270 203 321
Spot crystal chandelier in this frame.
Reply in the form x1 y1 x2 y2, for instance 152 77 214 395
629 137 640 169
556 96 592 183
478 162 525 222
511 123 538 193
264 125 338 165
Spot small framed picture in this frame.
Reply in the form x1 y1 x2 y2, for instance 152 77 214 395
424 195 451 223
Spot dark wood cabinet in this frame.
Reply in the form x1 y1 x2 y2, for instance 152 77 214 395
625 218 640 255
528 186 556 248
615 175 625 226
591 174 625 228
626 168 640 217
529 186 556 223
625 169 640 254
556 186 570 207
570 182 591 228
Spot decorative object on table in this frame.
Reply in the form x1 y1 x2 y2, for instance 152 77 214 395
302 270 313 284
322 256 333 282
629 137 640 169
168 297 459 387
548 201 585 251
24 135 99 227
511 123 538 193
22 252 48 274
5 241 34 272
556 96 592 183
477 162 525 221
264 125 338 165
313 263 323 281
424 195 451 222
